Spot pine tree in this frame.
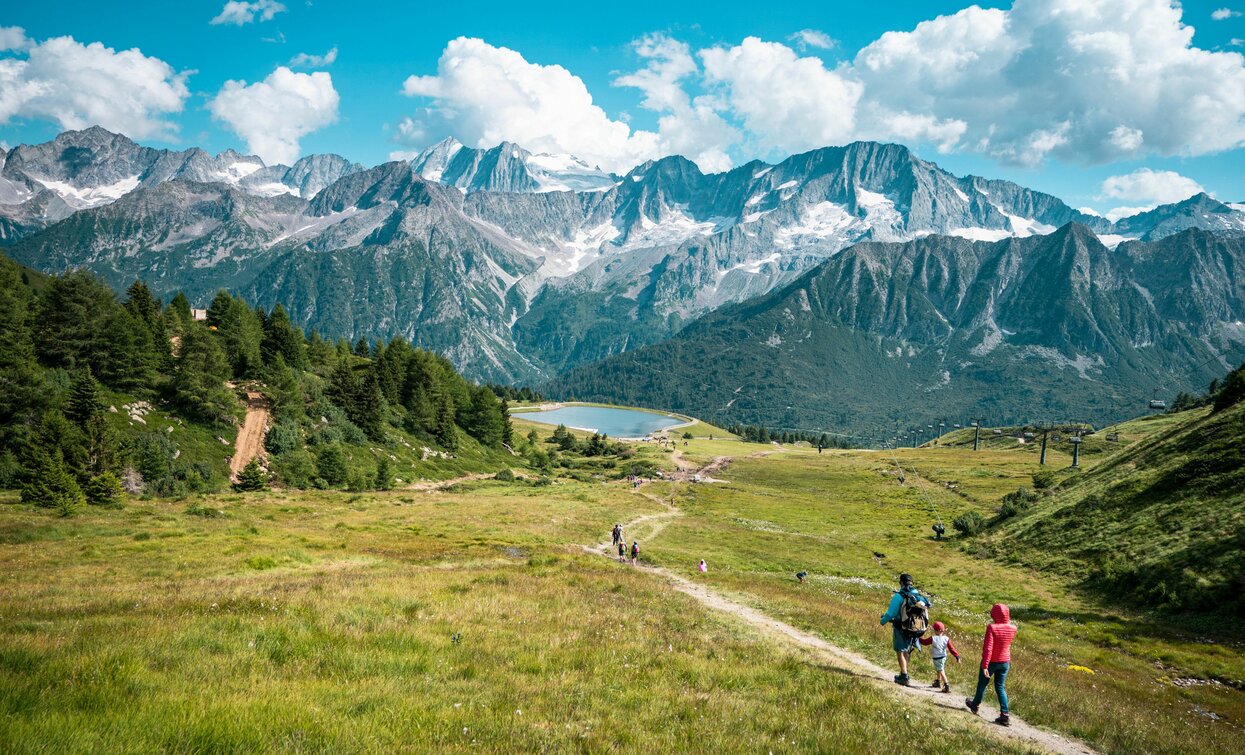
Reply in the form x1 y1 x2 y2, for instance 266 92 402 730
316 445 348 487
167 291 193 329
233 458 269 492
355 369 387 442
0 262 46 445
216 294 264 378
21 449 85 515
124 280 162 330
65 369 104 428
262 304 306 369
173 323 235 425
434 392 458 451
206 290 234 328
354 337 371 357
264 354 303 418
500 398 513 446
84 471 124 507
374 456 394 490
34 271 116 371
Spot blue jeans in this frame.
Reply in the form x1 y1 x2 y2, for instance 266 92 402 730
972 661 1009 713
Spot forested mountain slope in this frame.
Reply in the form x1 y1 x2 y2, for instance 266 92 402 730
547 225 1245 439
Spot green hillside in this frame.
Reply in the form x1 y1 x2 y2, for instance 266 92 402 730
972 398 1245 619
0 252 537 509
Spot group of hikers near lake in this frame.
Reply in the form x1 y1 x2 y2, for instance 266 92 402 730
881 572 1017 727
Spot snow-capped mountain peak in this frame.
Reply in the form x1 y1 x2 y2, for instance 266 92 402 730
410 139 615 194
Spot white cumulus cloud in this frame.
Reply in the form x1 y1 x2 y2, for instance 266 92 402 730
400 37 662 173
289 47 337 68
210 1 287 26
854 0 1245 165
1099 167 1205 220
789 29 836 51
1213 8 1242 21
209 66 339 165
0 26 29 52
700 37 862 156
0 34 190 139
614 34 739 172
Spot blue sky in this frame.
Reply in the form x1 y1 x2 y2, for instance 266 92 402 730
2 1 1245 215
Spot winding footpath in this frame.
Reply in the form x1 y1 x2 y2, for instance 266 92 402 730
582 455 1096 755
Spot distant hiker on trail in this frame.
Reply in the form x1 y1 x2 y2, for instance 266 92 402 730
796 571 808 583
617 540 626 563
611 524 621 547
630 541 640 566
932 522 946 540
966 604 1017 727
879 573 932 686
698 559 707 573
919 621 960 693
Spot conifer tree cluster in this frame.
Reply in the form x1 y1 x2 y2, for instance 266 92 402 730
0 258 515 504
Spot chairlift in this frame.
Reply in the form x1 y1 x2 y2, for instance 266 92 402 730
1149 390 1166 411
1051 434 1062 443
1023 432 1035 440
992 429 1002 435
1106 432 1119 442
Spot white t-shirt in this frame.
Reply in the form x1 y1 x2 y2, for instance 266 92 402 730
929 635 952 659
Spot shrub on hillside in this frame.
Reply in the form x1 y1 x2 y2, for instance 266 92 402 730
1032 469 1057 490
84 472 124 507
1212 363 1245 413
346 470 372 493
21 450 85 516
952 511 985 535
264 420 301 456
315 445 348 487
271 449 316 489
999 487 1039 518
495 468 515 482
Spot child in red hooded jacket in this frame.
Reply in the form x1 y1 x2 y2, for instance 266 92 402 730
965 603 1017 726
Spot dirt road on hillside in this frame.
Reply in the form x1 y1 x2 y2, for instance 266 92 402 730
229 391 270 481
581 456 1096 755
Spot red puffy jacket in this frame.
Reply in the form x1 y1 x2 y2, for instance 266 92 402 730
980 603 1017 669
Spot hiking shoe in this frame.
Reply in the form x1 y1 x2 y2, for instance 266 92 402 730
894 674 910 686
941 685 951 694
930 679 942 688
965 698 979 714
995 713 1010 727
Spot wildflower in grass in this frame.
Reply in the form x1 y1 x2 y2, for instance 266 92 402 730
1066 664 1096 674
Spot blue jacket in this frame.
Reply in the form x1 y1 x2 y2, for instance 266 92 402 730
880 586 931 625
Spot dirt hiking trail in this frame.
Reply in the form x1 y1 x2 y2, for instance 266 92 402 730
229 391 270 481
582 454 1095 755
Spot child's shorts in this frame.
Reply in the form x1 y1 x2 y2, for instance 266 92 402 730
932 655 947 673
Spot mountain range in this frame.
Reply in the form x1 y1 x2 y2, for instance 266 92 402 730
2 127 1244 432
549 225 1245 439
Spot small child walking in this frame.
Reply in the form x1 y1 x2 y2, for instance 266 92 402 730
698 559 707 573
630 541 640 566
919 621 960 693
617 540 626 562
966 604 1017 726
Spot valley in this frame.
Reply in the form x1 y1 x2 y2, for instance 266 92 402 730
2 404 1241 753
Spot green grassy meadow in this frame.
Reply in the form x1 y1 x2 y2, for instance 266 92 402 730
1 407 1242 753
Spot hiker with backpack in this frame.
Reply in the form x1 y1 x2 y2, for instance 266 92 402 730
966 603 1017 726
611 524 621 547
617 540 626 562
630 541 640 566
879 573 932 686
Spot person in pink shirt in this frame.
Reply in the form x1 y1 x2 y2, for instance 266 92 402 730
965 603 1017 726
